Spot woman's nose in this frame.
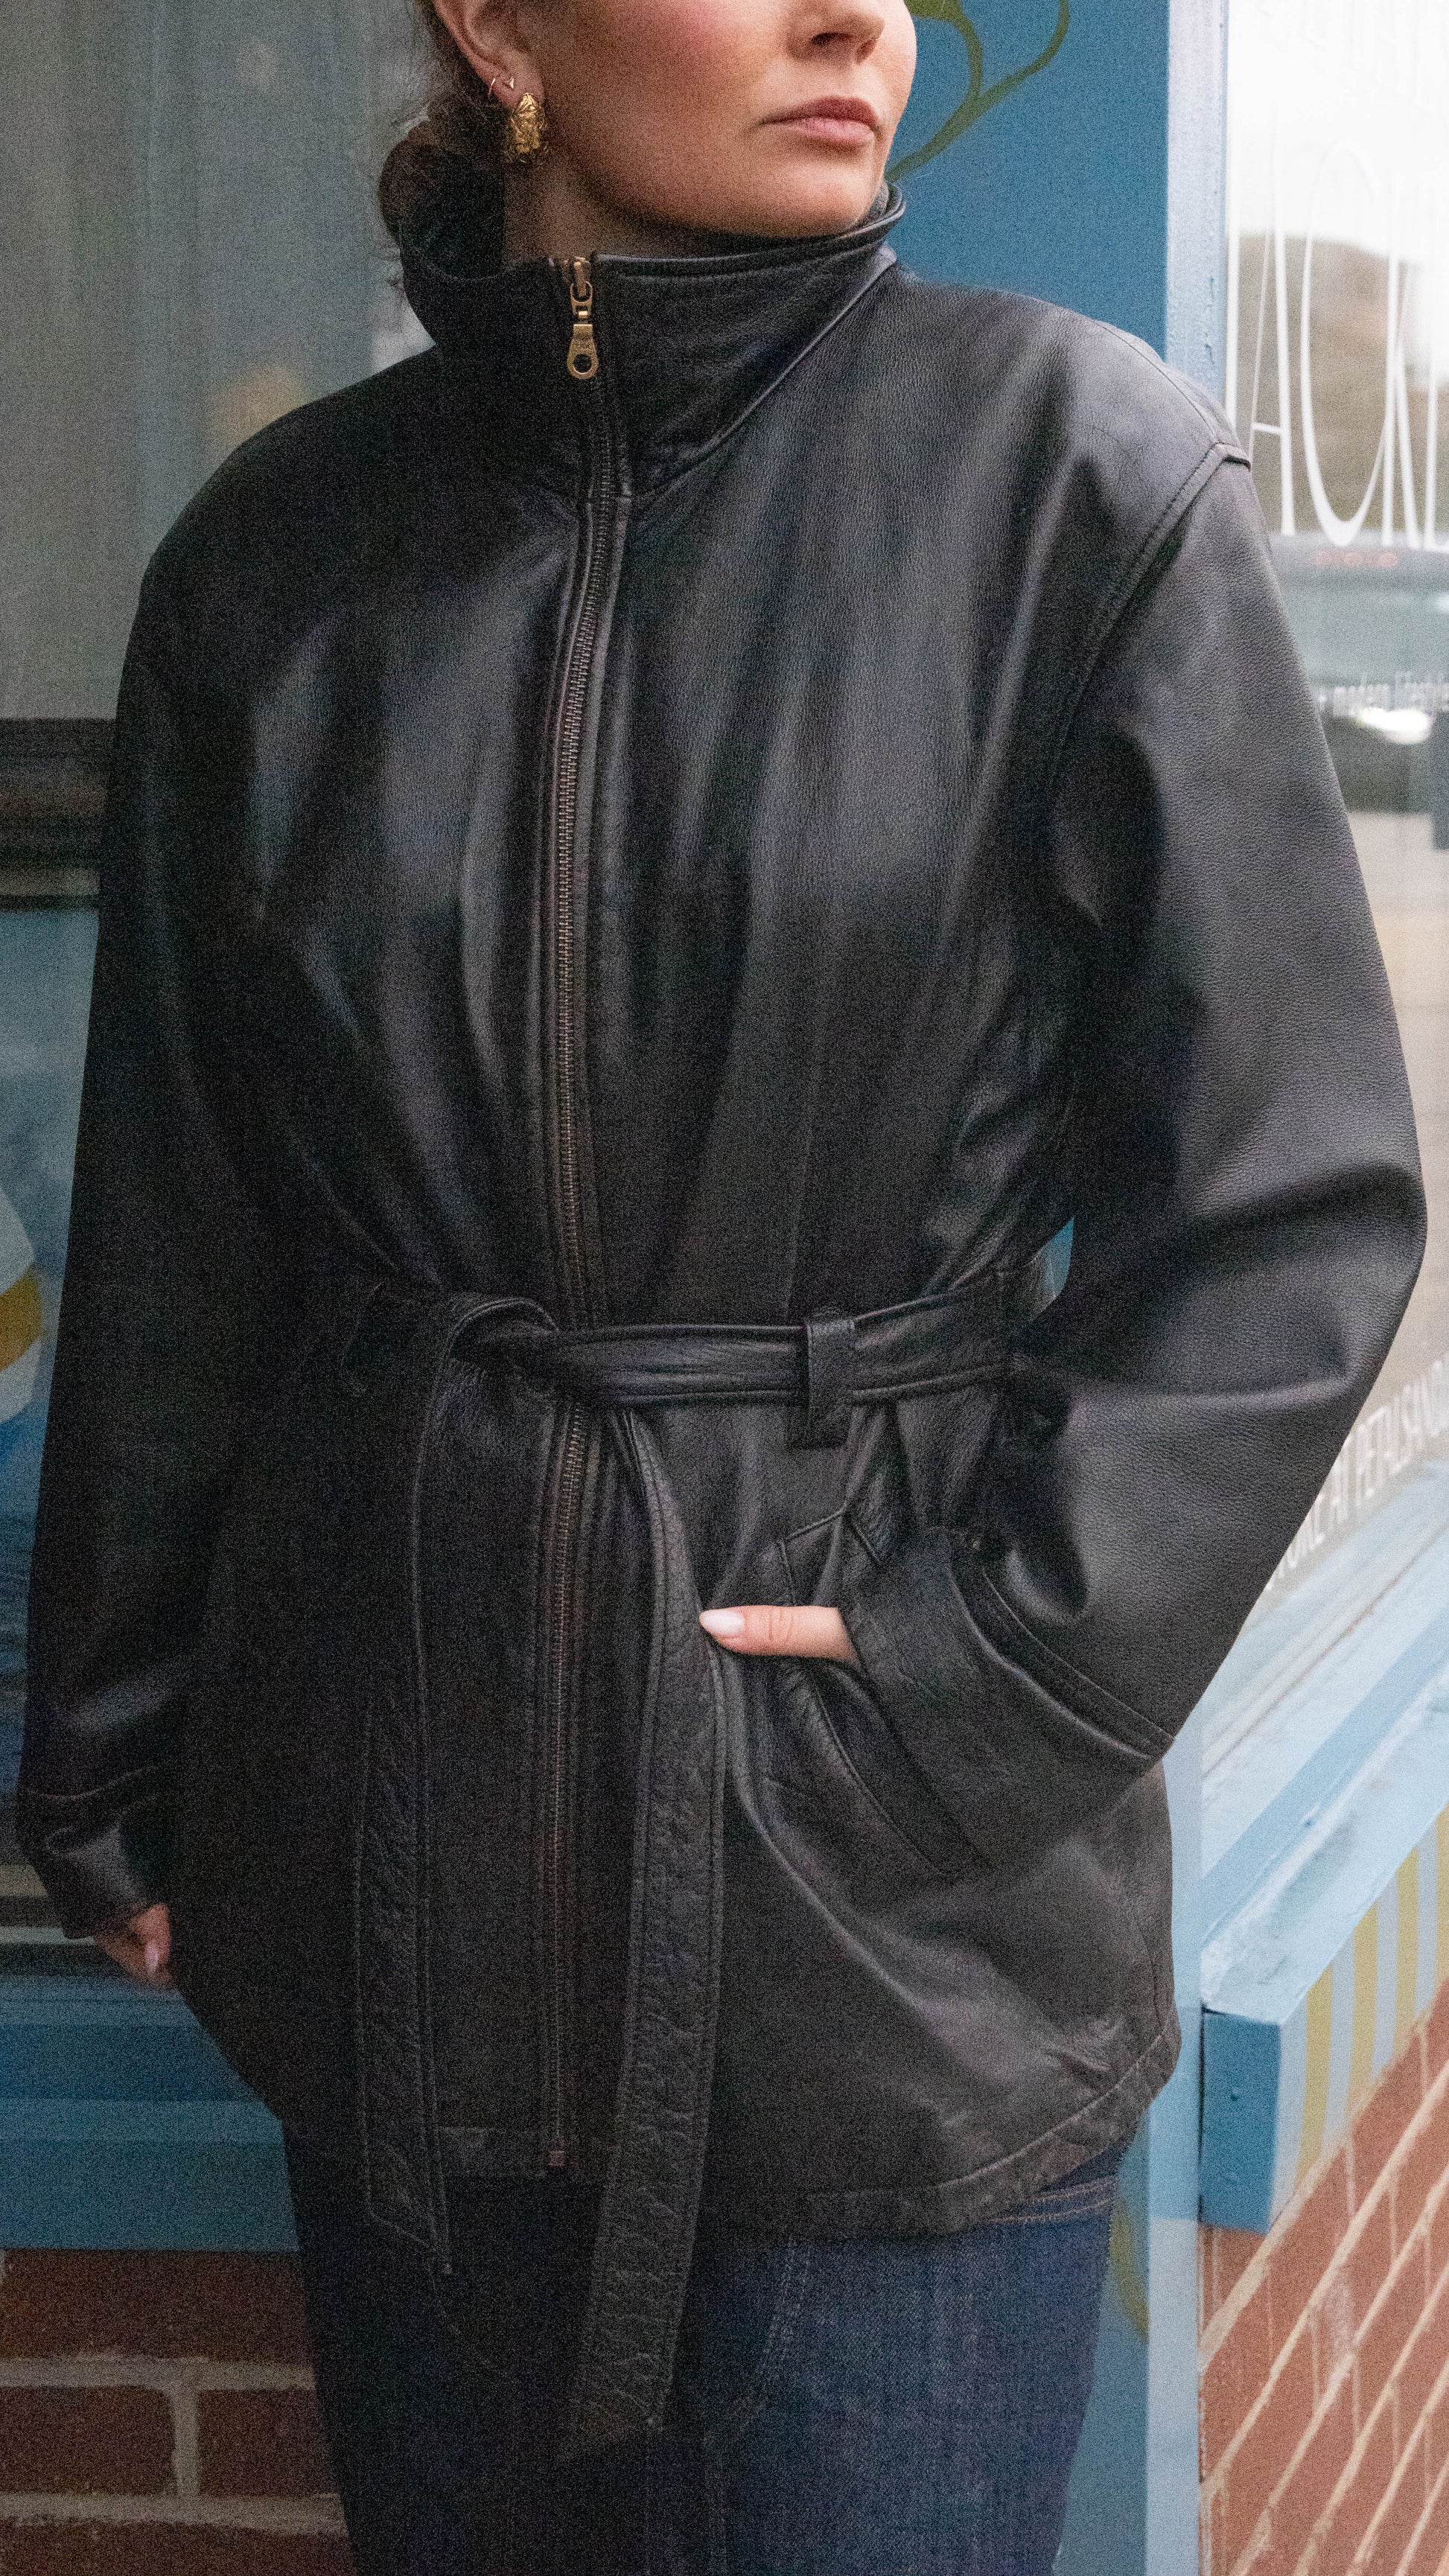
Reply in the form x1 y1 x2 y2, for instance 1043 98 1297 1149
802 0 890 58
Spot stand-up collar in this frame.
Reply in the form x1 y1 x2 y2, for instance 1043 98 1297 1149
398 168 902 494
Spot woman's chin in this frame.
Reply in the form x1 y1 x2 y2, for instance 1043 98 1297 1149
752 182 887 239
615 171 887 246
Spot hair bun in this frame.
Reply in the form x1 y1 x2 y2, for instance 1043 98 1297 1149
378 89 500 245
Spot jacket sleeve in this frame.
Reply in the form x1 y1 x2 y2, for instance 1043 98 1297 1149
18 589 299 1936
840 458 1427 1870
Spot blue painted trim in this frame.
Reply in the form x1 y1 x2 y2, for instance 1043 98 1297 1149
1165 0 1227 386
0 2100 279 2143
1060 1724 1206 2575
0 1973 294 2251
1203 1595 1449 1937
1143 1722 1205 2571
1200 2012 1280 2233
0 1977 260 2102
1205 1687 1449 2027
1200 1660 1449 2234
0 2140 296 2254
1200 1472 1449 1937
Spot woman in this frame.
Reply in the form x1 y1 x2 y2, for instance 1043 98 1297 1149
19 1 1424 2569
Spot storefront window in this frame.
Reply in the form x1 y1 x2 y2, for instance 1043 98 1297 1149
1210 0 1449 1771
0 748 98 1898
0 2 421 1930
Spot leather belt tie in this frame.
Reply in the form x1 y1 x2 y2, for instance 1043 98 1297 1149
343 1243 1060 2457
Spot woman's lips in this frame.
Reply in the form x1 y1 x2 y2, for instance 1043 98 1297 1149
766 97 881 146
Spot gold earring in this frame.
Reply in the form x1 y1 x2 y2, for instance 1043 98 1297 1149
503 92 549 166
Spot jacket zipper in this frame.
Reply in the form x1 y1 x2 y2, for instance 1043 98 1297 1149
566 256 600 381
538 255 620 2172
549 255 615 1325
540 1403 589 2169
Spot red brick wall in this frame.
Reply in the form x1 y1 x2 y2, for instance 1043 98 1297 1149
0 2250 355 2574
10 2003 1448 2576
1201 1984 1449 2576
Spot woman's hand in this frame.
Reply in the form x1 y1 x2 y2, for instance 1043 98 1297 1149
87 1624 851 1996
94 1901 173 1986
84 1622 849 1988
699 1606 858 1662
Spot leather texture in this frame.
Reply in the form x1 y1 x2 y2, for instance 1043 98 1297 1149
19 171 1424 2446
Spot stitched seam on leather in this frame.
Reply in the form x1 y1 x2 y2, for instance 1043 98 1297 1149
405 1319 458 2258
838 1575 917 1717
532 1400 576 2158
787 2020 1178 2231
847 1505 885 1571
835 1581 996 1865
1037 443 1246 829
797 1662 961 1878
350 1571 377 2226
420 2261 516 2391
856 1360 1003 1400
18 1764 173 1811
993 2186 1119 2225
631 258 897 510
1121 1856 1170 2030
570 453 634 1313
777 1509 845 1572
1081 313 1250 460
964 1556 1171 1753
777 1507 884 1576
780 1517 966 1869
705 2439 730 2576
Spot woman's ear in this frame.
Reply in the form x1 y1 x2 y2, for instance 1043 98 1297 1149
430 0 544 106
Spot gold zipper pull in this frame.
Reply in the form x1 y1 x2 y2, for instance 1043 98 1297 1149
566 256 600 380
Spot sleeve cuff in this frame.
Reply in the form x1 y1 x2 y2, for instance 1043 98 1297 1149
15 1780 175 1938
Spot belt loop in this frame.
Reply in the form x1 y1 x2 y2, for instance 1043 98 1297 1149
792 1312 856 1448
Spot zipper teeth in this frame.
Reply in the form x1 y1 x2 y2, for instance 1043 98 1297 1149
552 681 590 1321
550 270 617 1327
539 259 619 2174
542 1404 589 2167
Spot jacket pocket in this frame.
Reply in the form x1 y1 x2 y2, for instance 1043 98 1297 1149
771 1510 975 1880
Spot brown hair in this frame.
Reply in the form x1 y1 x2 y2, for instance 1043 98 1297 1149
378 1 503 243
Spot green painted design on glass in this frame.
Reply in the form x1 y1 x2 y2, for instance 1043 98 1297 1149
892 1 1071 180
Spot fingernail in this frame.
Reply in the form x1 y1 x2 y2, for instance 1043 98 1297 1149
699 1610 745 1638
143 1942 162 1977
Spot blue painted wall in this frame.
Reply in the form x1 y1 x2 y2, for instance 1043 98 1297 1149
894 1 1172 353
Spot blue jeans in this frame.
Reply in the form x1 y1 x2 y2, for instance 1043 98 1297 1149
287 2135 1125 2576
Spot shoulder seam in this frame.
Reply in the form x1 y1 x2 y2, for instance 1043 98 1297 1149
892 270 1249 459
1038 443 1247 820
1071 310 1247 454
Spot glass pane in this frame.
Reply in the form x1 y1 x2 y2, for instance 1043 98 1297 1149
1214 0 1449 1721
1 3 418 721
0 2 419 1931
0 773 97 1885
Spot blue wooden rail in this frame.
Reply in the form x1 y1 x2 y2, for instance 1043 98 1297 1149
1200 1473 1449 2233
0 1975 293 2251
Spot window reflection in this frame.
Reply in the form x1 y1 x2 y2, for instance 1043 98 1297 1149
0 2 416 723
0 2 420 1924
0 728 106 1884
1225 0 1449 1624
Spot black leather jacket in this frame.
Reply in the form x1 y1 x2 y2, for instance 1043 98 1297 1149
20 179 1423 2448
